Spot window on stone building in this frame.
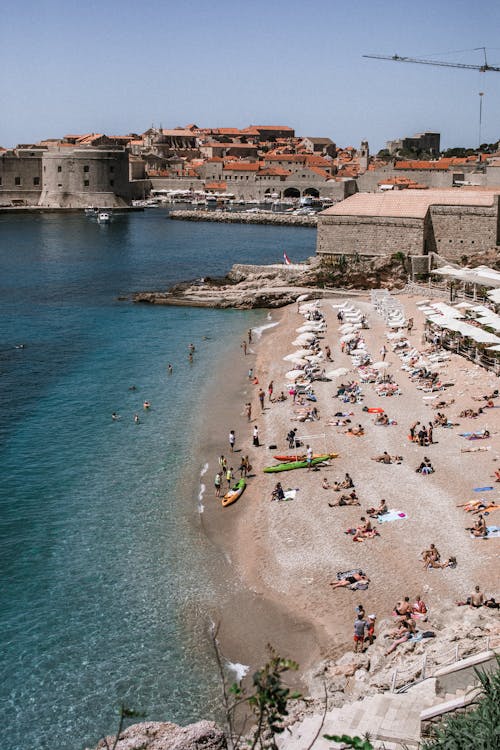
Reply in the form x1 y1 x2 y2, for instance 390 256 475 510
110 166 114 173
15 176 21 185
33 177 40 186
83 165 89 172
110 180 114 187
57 166 62 172
58 184 62 188
84 180 89 187
0 177 2 185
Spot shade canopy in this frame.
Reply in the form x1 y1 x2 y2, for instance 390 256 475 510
285 369 308 380
326 367 349 378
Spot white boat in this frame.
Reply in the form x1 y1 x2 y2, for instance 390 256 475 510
97 211 110 223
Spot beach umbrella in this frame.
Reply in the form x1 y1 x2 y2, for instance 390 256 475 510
326 367 349 378
339 323 358 333
340 333 357 343
283 350 311 360
350 347 367 355
283 356 308 366
293 333 316 344
372 361 390 370
306 355 323 364
285 369 307 380
296 294 310 303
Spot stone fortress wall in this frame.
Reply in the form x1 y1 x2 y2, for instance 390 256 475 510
0 148 43 205
39 148 131 208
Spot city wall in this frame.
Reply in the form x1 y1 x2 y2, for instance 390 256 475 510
317 215 424 258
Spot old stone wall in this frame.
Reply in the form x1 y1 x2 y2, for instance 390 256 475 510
150 176 353 201
0 150 43 205
357 169 460 192
39 148 130 208
429 203 499 260
317 215 424 258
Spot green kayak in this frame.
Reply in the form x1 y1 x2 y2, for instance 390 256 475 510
263 454 333 473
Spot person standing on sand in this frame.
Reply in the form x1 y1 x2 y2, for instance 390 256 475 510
258 388 265 410
245 402 252 421
241 341 247 355
380 344 387 362
248 368 253 380
306 444 313 471
214 472 222 497
225 466 233 487
268 381 274 402
219 455 227 473
253 425 260 447
366 614 376 645
248 329 252 344
229 430 236 452
353 614 366 653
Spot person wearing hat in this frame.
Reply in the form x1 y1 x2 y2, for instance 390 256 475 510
366 614 376 645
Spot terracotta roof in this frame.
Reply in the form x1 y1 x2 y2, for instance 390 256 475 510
161 129 197 137
223 162 260 171
305 155 332 167
264 154 306 163
252 125 295 131
207 156 223 162
395 160 448 170
308 166 331 179
322 189 500 219
258 167 291 177
205 181 227 190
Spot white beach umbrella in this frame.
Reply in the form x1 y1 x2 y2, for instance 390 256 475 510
372 361 390 370
283 350 311 361
294 333 316 344
283 356 308 366
340 333 357 343
296 294 310 302
350 347 367 355
326 367 350 378
296 324 324 333
339 323 357 333
285 369 307 380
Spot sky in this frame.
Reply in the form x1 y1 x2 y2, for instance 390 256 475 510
2 0 500 152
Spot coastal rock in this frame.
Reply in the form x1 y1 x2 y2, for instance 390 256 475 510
92 720 226 750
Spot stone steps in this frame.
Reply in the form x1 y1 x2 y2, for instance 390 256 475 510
281 681 437 750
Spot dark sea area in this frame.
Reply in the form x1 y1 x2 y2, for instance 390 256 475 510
0 208 316 750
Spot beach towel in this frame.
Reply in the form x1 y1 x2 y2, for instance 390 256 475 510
470 525 500 539
473 486 494 492
409 633 424 643
336 569 363 580
276 490 297 502
377 509 408 523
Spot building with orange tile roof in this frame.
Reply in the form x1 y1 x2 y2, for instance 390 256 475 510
317 189 500 262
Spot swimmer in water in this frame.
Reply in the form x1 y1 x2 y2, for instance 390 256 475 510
112 412 120 421
128 385 137 391
134 414 140 424
143 401 151 410
167 364 173 375
188 353 193 363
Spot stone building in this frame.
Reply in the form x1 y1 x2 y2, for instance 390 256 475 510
39 147 131 208
317 189 500 262
387 131 440 157
0 148 44 205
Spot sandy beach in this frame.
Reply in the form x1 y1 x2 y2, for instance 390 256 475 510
200 292 499 684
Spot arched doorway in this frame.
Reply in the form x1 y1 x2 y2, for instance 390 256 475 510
303 187 320 197
283 187 300 198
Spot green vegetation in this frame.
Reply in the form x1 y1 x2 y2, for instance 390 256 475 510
422 657 500 750
324 734 373 749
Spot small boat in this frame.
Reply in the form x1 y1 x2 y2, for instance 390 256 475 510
263 455 334 473
273 452 338 462
97 211 110 223
222 478 246 507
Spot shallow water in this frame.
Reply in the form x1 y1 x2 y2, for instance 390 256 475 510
0 210 316 749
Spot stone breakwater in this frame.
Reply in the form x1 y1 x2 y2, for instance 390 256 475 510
169 209 317 227
133 261 328 309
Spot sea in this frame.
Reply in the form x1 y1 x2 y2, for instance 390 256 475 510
0 208 316 750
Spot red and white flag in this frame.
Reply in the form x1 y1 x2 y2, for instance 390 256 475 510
283 252 291 265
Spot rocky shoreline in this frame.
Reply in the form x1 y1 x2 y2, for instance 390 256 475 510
169 209 318 227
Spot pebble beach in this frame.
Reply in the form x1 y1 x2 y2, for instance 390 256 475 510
203 291 500 682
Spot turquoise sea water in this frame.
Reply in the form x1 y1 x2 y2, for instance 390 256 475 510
0 210 316 749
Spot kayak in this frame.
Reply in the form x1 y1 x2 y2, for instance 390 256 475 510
222 478 246 507
274 452 338 462
264 455 334 473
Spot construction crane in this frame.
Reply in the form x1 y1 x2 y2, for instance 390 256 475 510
363 47 500 73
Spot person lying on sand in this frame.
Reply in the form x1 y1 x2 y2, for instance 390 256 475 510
372 451 392 464
329 491 359 508
374 412 390 425
432 398 455 410
366 498 388 517
472 389 499 402
493 469 500 483
345 423 364 436
330 572 370 589
385 615 416 655
466 430 490 440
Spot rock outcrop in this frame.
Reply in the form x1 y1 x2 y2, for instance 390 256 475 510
91 720 226 750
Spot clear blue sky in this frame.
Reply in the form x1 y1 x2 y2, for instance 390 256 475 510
2 0 500 151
